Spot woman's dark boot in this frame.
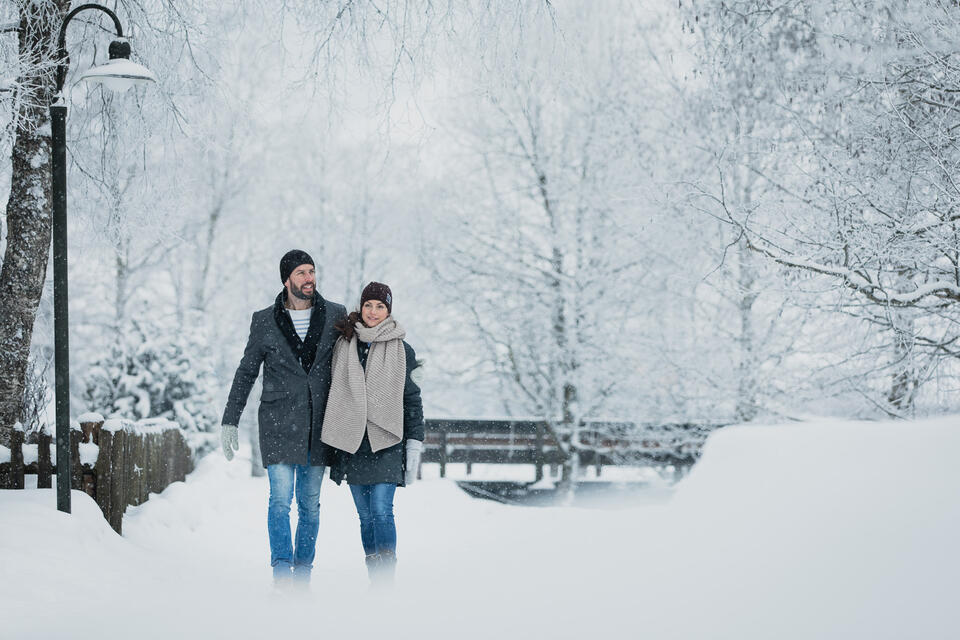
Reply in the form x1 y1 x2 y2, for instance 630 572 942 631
376 549 397 587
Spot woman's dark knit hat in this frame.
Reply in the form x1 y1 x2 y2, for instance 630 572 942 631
360 281 393 314
280 249 314 283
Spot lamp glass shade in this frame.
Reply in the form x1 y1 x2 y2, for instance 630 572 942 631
79 58 157 93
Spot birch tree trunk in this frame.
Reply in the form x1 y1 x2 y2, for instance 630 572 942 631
0 0 69 446
734 234 759 422
190 202 222 312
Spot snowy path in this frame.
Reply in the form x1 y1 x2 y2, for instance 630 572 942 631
6 451 661 639
3 417 959 639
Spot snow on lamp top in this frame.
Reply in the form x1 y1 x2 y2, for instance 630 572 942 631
79 58 156 93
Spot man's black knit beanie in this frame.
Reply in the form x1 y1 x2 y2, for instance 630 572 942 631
279 249 314 283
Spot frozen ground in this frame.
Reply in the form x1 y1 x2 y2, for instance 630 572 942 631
1 415 958 639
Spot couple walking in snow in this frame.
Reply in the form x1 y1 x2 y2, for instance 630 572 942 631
220 249 424 588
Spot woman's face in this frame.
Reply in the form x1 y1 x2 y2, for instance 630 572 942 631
361 300 389 327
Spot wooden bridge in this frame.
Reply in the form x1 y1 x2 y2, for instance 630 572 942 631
421 419 724 481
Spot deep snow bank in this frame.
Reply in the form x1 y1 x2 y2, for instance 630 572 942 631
656 416 960 639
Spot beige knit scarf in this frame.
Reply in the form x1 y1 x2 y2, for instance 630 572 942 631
321 317 407 453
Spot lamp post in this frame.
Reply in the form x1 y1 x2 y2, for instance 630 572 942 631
51 3 155 513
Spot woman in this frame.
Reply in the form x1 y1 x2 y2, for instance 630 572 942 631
321 281 424 586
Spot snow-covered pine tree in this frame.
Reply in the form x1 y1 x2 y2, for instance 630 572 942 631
81 315 219 453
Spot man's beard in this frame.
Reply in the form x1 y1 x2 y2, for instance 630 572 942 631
290 283 314 301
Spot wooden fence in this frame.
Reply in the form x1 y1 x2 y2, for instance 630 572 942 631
0 418 193 534
422 419 723 481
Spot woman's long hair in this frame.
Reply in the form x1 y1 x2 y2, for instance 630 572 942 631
335 310 362 340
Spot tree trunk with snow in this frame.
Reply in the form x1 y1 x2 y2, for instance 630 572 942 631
887 307 919 416
0 1 69 447
114 246 130 331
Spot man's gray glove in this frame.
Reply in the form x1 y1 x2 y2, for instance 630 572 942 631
405 439 423 485
221 424 239 461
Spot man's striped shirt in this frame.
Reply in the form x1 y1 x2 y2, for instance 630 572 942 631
288 307 312 340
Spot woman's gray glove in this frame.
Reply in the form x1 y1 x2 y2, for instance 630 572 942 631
221 424 239 461
405 439 423 485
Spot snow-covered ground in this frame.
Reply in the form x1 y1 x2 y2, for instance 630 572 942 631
2 416 958 639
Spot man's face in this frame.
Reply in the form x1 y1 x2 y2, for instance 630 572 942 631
285 264 316 301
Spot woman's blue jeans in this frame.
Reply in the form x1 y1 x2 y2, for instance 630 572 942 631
349 483 397 556
267 464 324 577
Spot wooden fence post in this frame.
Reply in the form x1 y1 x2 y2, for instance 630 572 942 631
49 419 197 534
168 430 177 482
80 419 103 445
127 432 141 506
37 427 52 489
160 431 171 486
535 422 544 483
136 433 147 505
184 432 194 475
144 431 152 500
465 425 474 476
175 431 189 481
95 429 113 528
173 430 185 482
149 433 162 495
439 430 447 478
123 427 137 511
10 427 24 489
69 426 82 491
108 428 126 534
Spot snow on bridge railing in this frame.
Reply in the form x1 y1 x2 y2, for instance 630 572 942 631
0 415 193 534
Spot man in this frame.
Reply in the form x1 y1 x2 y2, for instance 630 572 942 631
220 249 347 586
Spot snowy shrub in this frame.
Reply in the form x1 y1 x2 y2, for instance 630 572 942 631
82 317 220 454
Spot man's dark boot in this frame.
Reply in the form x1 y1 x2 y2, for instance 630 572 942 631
272 561 295 592
365 553 381 583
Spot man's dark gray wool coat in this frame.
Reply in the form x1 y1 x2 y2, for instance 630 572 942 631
222 291 347 467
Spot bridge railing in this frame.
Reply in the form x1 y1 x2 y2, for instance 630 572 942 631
421 418 724 480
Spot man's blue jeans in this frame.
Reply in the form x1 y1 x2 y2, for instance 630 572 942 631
267 464 324 578
349 483 397 555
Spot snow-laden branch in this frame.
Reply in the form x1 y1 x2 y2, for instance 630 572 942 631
745 235 960 306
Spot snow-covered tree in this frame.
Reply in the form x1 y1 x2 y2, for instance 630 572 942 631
682 0 960 416
81 314 219 450
423 2 657 486
0 0 209 446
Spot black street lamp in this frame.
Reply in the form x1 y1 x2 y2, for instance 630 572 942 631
51 4 155 513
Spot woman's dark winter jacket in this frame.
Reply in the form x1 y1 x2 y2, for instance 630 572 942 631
328 339 424 486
